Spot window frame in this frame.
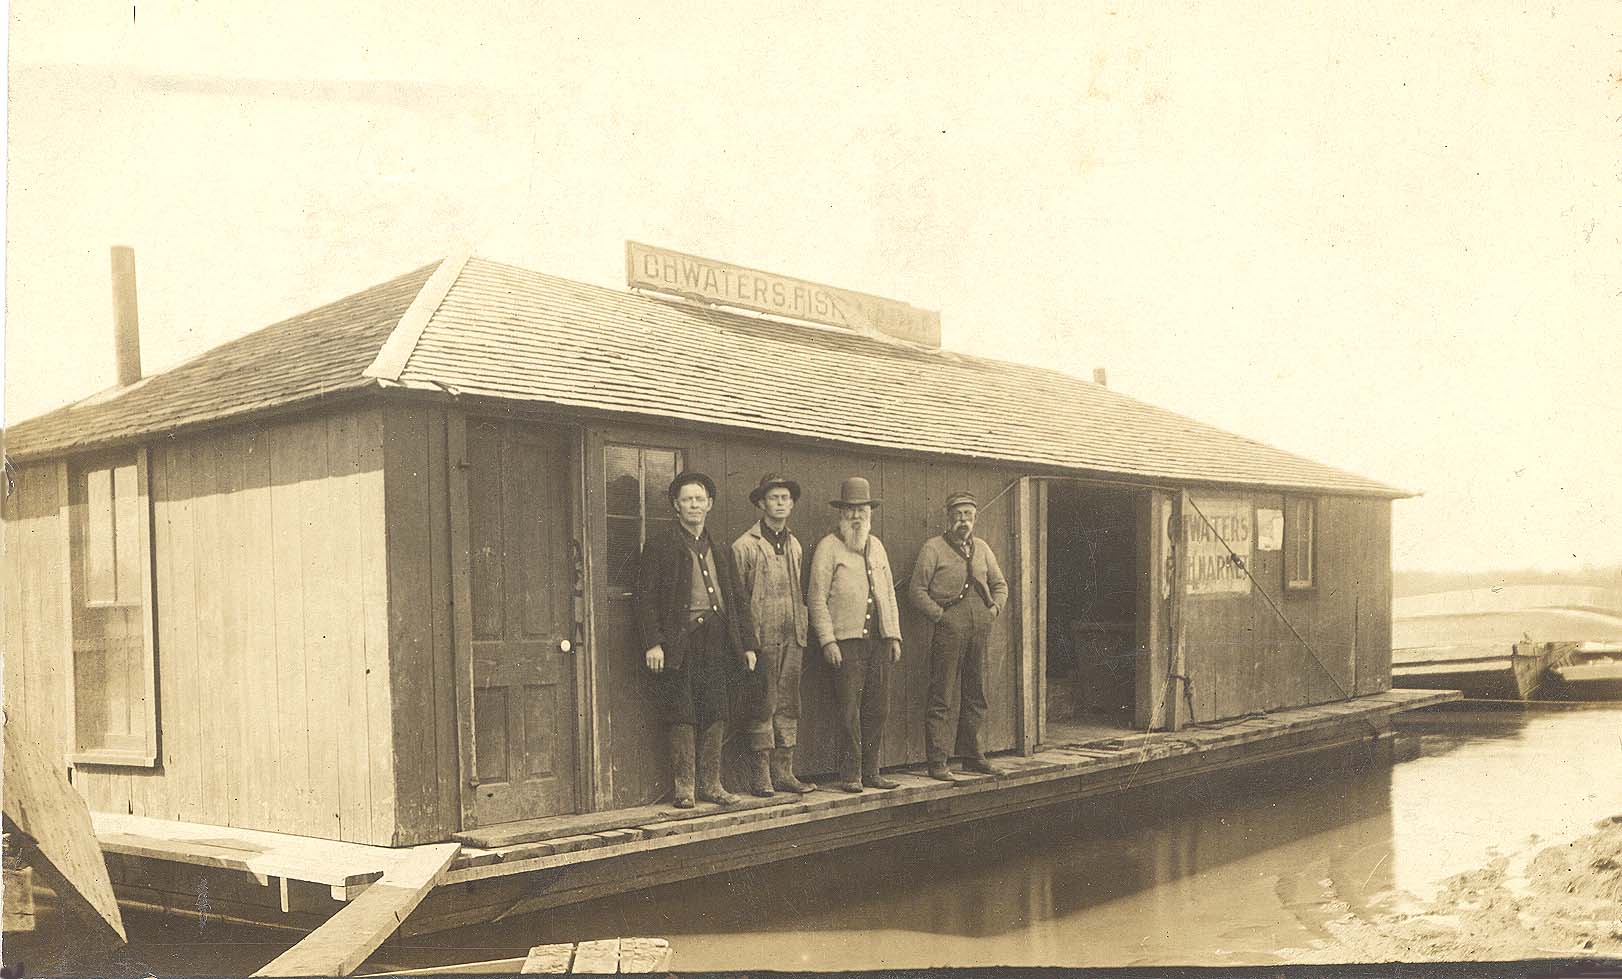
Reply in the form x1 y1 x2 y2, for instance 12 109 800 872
63 447 160 768
603 442 686 598
1284 495 1315 591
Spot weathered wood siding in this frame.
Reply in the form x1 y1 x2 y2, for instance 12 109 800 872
1180 493 1391 722
379 404 463 844
3 462 74 759
586 419 1024 809
8 408 401 844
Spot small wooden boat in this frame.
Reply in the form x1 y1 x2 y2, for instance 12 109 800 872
1547 641 1622 696
1391 640 1578 700
1393 588 1622 701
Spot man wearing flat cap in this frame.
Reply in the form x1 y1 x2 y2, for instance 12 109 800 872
731 473 815 796
909 490 1010 781
634 471 759 808
808 476 903 793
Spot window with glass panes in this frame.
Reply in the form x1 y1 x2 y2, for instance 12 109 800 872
68 449 159 765
604 444 685 595
1285 496 1315 590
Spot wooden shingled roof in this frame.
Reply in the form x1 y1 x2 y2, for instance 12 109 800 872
6 263 438 460
6 254 1405 498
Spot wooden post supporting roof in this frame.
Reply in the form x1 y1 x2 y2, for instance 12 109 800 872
1167 490 1190 732
446 410 478 831
1014 477 1041 755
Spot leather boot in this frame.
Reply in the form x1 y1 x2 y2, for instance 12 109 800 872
696 723 740 806
747 750 775 797
669 724 696 809
770 747 814 793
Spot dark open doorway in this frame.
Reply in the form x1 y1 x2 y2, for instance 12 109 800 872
1045 481 1142 738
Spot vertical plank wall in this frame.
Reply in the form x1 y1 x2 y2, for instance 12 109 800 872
1180 493 1392 722
590 419 1023 809
62 408 398 844
2 463 73 764
380 405 459 845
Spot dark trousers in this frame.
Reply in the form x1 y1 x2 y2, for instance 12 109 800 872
656 615 730 728
742 642 803 752
926 601 992 763
830 638 891 780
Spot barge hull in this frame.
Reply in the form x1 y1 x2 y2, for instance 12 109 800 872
96 689 1456 944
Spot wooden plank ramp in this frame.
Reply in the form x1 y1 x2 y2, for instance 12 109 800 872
361 938 672 975
252 842 459 977
92 812 400 894
3 715 126 944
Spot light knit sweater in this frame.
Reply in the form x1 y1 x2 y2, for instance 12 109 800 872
807 533 903 644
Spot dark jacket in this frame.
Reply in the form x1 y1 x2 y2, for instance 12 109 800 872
633 524 758 672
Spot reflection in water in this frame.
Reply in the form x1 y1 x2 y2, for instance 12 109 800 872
378 707 1620 970
75 706 1622 973
1387 708 1621 904
380 746 1404 970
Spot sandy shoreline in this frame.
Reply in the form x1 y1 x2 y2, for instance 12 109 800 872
1310 813 1622 962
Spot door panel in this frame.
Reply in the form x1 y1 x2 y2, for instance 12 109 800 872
464 421 578 826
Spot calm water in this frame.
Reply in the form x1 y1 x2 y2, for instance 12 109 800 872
19 706 1622 974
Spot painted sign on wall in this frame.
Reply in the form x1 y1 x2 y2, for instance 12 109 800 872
625 241 942 348
1185 494 1253 595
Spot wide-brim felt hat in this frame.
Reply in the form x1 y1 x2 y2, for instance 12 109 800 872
667 470 717 502
829 475 881 508
749 472 802 505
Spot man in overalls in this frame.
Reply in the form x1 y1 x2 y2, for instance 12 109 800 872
908 490 1010 782
732 473 815 795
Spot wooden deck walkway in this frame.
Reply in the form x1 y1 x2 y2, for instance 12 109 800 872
408 689 1455 933
93 689 1456 953
447 688 1449 879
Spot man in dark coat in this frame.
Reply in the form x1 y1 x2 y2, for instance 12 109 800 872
634 471 759 808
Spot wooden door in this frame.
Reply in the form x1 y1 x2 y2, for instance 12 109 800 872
462 420 579 826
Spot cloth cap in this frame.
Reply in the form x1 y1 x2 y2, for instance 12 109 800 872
945 491 979 510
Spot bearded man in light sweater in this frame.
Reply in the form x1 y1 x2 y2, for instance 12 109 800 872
908 490 1010 782
808 476 903 794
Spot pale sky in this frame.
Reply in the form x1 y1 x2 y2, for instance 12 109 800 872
5 2 1619 572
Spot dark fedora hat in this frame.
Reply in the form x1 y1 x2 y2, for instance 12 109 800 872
749 472 802 506
667 470 717 502
829 475 881 509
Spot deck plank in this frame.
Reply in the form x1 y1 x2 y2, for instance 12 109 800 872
252 842 459 977
455 792 799 849
520 944 574 974
618 937 673 973
92 812 407 888
569 938 620 974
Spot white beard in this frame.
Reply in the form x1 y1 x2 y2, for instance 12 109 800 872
838 525 870 551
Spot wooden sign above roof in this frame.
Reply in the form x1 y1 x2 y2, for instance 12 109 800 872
625 240 942 348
